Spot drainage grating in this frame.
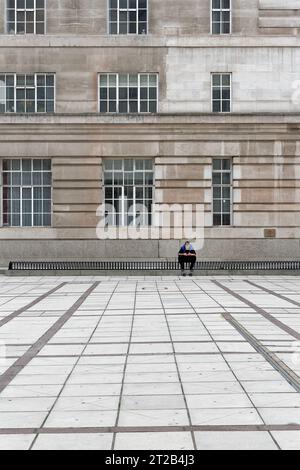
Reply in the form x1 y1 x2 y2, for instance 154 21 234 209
8 260 300 271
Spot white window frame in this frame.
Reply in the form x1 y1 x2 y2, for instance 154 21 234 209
211 72 232 113
98 73 158 114
210 0 232 35
1 158 52 228
212 158 233 227
103 158 154 227
107 0 148 35
0 73 56 113
6 0 46 35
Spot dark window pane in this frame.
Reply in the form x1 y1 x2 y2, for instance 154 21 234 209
149 101 157 113
100 88 107 99
100 101 107 113
129 101 138 113
140 101 148 112
138 10 147 22
149 88 157 99
46 75 54 86
212 23 220 34
213 214 221 226
138 22 147 34
140 87 147 99
222 22 230 34
212 174 221 185
109 101 117 112
222 89 230 100
37 101 45 112
36 22 45 34
222 100 231 112
222 214 231 226
129 87 138 99
119 23 128 34
222 0 230 9
119 101 128 113
119 87 128 99
213 89 221 100
110 23 118 34
46 101 54 112
222 159 231 170
213 187 221 198
129 22 136 33
109 88 116 99
213 200 221 213
213 101 221 113
213 159 222 170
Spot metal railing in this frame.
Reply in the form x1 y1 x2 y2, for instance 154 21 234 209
8 260 300 271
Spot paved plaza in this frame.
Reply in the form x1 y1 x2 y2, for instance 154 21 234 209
0 274 299 450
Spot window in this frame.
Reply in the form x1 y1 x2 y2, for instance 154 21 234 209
99 73 158 113
109 0 148 35
2 159 52 227
104 159 153 226
212 73 231 113
211 0 231 34
0 74 55 113
212 158 232 226
7 0 45 35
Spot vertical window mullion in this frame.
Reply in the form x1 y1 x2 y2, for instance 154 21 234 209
121 186 125 227
116 74 119 113
31 186 34 227
14 75 16 115
4 75 7 113
34 0 36 35
138 74 140 113
117 0 120 34
133 185 136 227
34 74 37 113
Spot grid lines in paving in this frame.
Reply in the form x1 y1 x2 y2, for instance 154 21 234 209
0 275 299 449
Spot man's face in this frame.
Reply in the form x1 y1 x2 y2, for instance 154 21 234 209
185 243 190 250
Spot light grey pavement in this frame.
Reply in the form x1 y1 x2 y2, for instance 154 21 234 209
0 274 299 450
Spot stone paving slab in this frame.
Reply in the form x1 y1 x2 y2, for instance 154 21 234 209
0 274 299 450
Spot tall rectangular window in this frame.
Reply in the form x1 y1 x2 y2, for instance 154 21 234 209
211 0 231 34
0 74 55 113
212 158 232 226
212 73 231 113
2 159 52 227
104 159 153 226
7 0 45 35
109 0 148 35
99 73 158 114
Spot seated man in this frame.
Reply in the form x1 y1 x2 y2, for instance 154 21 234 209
178 241 197 276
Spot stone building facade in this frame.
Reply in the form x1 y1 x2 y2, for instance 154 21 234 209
0 0 300 265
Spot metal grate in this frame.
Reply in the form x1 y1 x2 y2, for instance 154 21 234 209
8 260 300 271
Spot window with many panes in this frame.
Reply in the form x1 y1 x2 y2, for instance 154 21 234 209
104 159 153 226
2 159 52 227
99 73 158 113
0 74 55 113
211 0 231 34
212 158 232 226
109 0 148 35
212 73 231 113
7 0 45 35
